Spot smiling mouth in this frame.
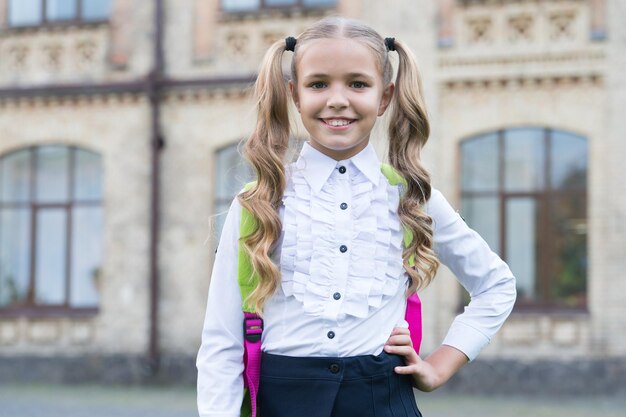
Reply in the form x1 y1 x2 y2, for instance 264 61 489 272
320 118 355 127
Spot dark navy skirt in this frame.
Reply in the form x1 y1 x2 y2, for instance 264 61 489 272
258 351 422 417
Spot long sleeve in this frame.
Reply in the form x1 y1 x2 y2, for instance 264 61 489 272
427 189 517 361
197 198 245 417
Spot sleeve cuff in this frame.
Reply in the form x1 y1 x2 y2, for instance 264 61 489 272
441 320 491 362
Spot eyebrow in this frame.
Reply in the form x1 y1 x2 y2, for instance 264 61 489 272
301 72 376 81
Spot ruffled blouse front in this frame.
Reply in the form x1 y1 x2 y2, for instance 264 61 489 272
278 143 406 320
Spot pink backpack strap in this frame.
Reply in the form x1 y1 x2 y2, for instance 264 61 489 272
242 312 263 417
405 293 422 354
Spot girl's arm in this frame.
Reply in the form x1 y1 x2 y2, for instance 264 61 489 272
428 188 516 361
387 188 516 390
197 198 245 417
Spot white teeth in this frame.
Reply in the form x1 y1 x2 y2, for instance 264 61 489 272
326 119 351 127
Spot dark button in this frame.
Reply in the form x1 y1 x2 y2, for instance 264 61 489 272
338 166 346 174
327 331 335 339
339 245 348 253
329 363 340 374
340 202 348 210
333 292 341 300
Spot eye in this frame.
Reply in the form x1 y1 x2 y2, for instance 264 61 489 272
350 81 368 89
309 81 326 89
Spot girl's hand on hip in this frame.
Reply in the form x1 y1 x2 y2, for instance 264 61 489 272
384 327 441 392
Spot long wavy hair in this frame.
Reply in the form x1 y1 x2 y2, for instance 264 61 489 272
239 16 439 314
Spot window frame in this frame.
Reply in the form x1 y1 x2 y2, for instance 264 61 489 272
0 145 102 317
220 0 336 14
6 0 111 29
459 127 588 313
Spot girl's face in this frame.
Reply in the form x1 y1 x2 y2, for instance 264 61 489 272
289 38 394 161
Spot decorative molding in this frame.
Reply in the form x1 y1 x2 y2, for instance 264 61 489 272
439 50 605 67
0 28 108 83
163 85 249 104
75 39 98 70
508 13 533 42
203 17 320 71
225 31 250 60
466 15 493 44
549 10 576 41
5 44 29 72
0 92 145 109
441 74 604 92
448 1 593 51
42 43 64 71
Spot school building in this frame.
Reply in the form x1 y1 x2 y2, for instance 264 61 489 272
0 0 624 392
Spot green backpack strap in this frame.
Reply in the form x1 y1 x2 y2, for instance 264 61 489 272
380 164 416 267
238 181 259 314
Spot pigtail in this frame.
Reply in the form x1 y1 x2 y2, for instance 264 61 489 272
239 40 291 314
387 39 440 294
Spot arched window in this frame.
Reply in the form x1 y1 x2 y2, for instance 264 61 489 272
0 145 103 313
460 127 588 309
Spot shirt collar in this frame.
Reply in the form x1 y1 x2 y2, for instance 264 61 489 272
296 142 381 194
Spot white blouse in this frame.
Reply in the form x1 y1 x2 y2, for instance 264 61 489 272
197 142 516 417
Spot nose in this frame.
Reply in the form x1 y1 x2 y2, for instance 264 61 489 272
326 85 349 110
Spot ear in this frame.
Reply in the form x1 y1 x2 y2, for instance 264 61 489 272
377 82 394 116
289 80 300 113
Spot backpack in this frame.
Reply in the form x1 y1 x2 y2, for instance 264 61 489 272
238 163 422 417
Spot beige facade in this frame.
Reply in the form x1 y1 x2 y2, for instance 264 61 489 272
0 0 625 384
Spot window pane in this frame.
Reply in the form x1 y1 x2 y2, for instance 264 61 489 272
70 207 102 307
74 149 103 200
81 0 111 20
460 197 500 254
222 0 259 11
506 198 538 303
36 146 69 203
460 133 498 192
550 193 587 308
47 0 76 20
9 0 42 26
504 128 545 192
35 209 67 305
1 149 31 203
551 131 587 190
0 208 31 307
303 0 336 5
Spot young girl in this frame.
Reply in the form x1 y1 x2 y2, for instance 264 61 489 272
197 17 516 417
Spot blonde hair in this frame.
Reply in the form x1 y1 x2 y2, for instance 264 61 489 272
239 16 439 314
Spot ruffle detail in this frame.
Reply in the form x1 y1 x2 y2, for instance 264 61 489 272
280 163 406 318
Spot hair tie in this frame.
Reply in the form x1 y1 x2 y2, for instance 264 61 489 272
384 37 396 51
285 36 297 52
